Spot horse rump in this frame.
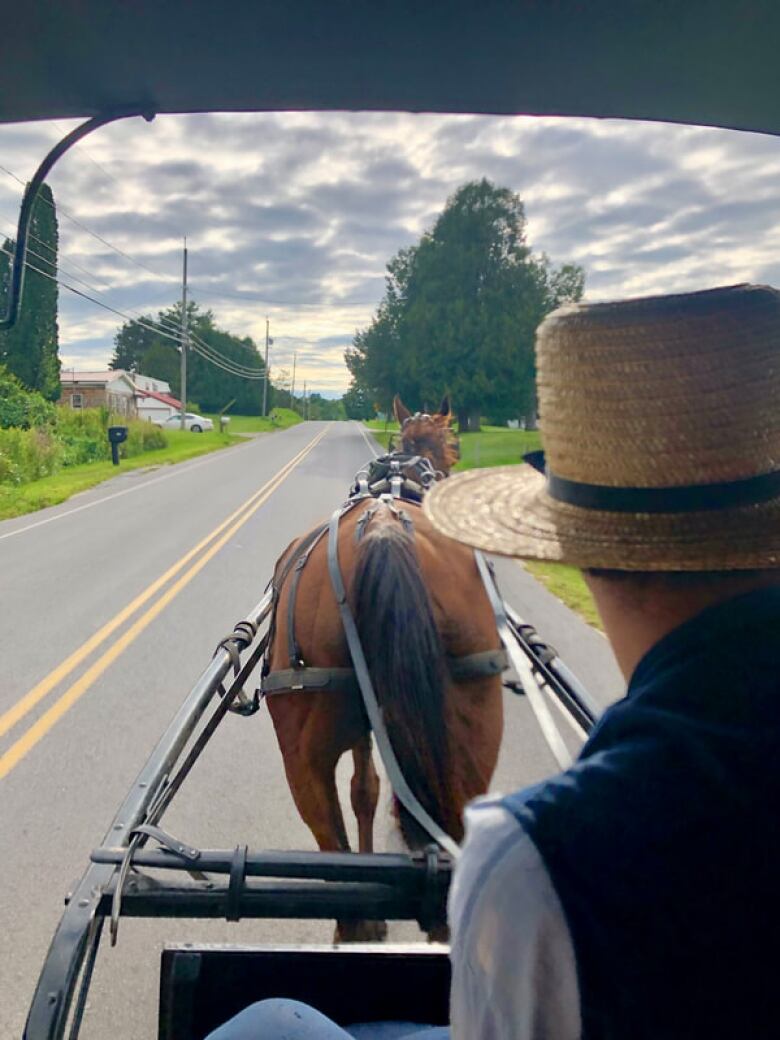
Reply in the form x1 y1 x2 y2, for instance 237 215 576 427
351 517 461 847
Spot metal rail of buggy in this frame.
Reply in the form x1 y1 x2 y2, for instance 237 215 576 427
24 578 596 1040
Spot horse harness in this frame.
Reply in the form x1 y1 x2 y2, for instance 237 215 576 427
253 451 508 856
259 452 507 699
258 493 507 700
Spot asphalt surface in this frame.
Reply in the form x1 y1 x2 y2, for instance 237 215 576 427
0 421 623 1039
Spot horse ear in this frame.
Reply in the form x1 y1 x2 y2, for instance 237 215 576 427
438 394 451 421
394 395 412 424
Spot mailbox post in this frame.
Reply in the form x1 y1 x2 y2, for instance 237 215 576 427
107 425 128 465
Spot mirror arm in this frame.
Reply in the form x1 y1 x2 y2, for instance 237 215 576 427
0 107 155 331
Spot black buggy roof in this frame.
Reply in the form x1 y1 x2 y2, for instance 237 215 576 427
2 1 780 133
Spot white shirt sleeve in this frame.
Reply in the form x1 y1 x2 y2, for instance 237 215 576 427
448 798 581 1040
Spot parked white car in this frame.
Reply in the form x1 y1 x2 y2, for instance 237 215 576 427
160 412 214 432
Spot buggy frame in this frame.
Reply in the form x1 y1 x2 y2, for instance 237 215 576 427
24 569 596 1040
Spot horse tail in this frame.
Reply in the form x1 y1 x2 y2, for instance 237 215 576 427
352 517 459 848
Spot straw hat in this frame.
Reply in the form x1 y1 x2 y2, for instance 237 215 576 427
423 284 780 570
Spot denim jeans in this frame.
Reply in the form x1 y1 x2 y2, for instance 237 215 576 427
204 998 450 1040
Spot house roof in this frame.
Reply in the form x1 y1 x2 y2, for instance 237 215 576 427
60 370 134 388
136 388 182 409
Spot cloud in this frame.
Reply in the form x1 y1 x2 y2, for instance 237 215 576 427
1 111 779 393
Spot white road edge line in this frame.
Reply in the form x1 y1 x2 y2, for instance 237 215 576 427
356 421 381 459
0 433 266 543
545 683 590 742
514 650 575 770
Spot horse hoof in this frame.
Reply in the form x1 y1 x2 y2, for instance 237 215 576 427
334 919 388 943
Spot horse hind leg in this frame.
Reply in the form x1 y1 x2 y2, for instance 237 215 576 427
351 733 379 854
347 734 387 942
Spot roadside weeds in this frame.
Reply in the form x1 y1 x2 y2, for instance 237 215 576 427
0 430 240 521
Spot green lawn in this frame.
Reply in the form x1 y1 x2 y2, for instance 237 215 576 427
211 408 302 434
363 418 599 627
363 419 541 468
0 429 239 521
455 426 541 470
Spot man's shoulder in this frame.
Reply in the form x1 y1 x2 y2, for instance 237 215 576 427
449 794 558 940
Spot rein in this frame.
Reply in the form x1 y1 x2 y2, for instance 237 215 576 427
325 503 461 860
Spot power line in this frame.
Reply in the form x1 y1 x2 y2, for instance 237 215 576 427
0 162 178 283
50 120 185 241
188 331 263 373
0 244 184 346
188 330 263 375
1 242 270 383
3 219 120 295
188 338 264 379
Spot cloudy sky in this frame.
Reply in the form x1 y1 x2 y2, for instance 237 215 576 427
1 112 780 395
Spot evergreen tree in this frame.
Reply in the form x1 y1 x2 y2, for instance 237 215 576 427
0 184 61 399
346 179 584 431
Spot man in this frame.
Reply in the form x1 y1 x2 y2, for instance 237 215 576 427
208 283 780 1038
423 283 780 1038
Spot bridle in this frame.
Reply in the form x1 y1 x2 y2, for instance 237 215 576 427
351 451 443 503
396 412 460 466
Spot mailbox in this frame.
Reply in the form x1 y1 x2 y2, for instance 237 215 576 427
107 425 128 465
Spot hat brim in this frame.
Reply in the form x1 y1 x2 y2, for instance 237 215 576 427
423 464 780 571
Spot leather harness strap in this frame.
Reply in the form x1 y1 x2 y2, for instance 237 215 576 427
260 648 508 698
262 666 361 697
325 504 461 860
286 524 330 667
261 495 508 701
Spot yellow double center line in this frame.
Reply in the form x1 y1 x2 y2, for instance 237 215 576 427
0 425 329 781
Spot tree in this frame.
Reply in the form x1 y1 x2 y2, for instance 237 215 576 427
342 383 374 420
346 179 585 431
305 393 347 420
0 365 55 428
110 314 162 372
0 184 61 399
111 300 266 413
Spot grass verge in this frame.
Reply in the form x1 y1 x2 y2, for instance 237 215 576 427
0 429 239 521
211 408 303 434
524 562 602 630
362 419 598 627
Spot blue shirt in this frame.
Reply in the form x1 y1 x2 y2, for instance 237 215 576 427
450 587 780 1039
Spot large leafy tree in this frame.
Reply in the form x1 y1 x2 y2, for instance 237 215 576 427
341 383 374 420
346 179 584 431
0 184 61 399
111 300 266 414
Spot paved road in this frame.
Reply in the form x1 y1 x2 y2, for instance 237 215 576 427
0 421 622 1039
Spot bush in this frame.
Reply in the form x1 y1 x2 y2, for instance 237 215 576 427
141 423 167 451
0 406 171 486
0 426 64 484
0 366 55 429
55 406 111 465
119 417 168 459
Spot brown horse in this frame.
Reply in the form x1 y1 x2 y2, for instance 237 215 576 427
264 396 504 940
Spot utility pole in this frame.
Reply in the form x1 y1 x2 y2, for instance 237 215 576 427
302 379 307 420
262 317 270 416
290 351 297 410
179 237 188 431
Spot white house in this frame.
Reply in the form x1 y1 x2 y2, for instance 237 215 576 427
115 370 182 423
60 370 137 415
